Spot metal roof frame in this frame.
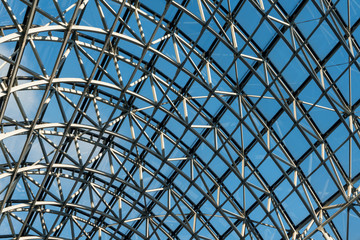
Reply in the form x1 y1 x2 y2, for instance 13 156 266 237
1 0 360 239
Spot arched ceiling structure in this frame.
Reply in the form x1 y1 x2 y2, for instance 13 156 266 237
1 0 360 239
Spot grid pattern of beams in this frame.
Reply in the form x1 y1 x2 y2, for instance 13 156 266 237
1 0 360 239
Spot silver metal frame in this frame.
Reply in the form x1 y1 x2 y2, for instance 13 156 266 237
0 0 359 239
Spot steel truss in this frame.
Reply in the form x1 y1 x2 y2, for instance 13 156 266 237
0 0 360 239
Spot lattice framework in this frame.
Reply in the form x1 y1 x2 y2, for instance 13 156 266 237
0 0 360 239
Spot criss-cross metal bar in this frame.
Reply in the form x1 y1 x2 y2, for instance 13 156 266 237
1 0 360 239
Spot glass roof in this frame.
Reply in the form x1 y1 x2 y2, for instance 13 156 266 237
1 0 360 239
